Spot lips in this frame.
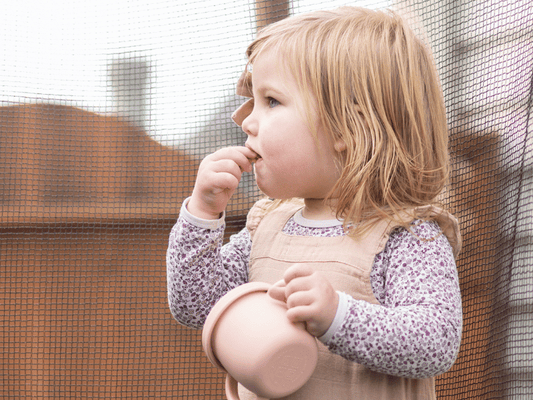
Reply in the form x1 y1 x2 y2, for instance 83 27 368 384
245 143 261 163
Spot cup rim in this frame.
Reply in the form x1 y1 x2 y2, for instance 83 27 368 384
202 282 272 371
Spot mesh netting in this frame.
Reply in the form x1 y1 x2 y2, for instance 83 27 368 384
1 0 531 399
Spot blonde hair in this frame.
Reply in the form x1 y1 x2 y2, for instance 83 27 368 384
244 7 449 236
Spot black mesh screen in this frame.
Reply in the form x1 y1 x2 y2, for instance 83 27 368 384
1 0 531 399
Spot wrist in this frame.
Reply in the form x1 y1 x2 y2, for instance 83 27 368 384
187 197 223 220
318 291 348 344
180 198 225 230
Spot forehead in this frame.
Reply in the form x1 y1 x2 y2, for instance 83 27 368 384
249 48 295 93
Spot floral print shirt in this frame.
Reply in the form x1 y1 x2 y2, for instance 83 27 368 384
166 199 462 379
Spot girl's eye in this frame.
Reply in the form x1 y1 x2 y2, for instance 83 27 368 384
268 97 280 108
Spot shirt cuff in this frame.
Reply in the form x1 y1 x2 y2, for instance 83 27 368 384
180 197 226 230
318 291 349 344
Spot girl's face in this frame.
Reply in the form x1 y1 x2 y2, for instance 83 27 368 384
241 49 342 201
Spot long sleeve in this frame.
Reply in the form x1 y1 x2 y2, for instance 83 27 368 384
166 199 251 329
323 221 462 379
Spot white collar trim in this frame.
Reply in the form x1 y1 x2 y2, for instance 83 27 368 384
292 209 344 228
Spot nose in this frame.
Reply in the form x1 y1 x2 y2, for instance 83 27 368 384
232 98 257 136
241 111 257 137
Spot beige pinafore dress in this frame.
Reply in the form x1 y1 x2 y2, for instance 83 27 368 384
237 199 461 400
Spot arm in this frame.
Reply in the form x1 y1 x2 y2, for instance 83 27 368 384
167 145 257 328
324 221 462 378
268 220 462 378
166 199 251 329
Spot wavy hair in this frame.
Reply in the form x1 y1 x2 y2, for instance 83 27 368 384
244 7 449 236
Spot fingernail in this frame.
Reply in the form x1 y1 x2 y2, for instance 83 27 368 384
273 279 286 288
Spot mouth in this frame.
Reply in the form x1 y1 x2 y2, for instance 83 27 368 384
248 154 261 164
245 144 261 163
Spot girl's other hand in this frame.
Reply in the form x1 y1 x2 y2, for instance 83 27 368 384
268 264 339 337
188 146 258 220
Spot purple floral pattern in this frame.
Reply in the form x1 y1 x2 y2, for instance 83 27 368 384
166 212 462 379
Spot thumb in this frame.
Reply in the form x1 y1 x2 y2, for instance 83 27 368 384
267 279 287 303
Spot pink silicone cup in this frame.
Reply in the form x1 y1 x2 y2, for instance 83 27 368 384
202 282 272 371
202 282 318 399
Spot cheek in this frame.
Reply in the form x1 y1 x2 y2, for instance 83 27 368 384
260 116 326 169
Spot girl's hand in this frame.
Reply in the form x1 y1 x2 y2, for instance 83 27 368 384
188 146 258 220
268 264 339 337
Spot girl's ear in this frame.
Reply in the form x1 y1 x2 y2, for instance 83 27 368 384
332 104 366 153
334 138 347 153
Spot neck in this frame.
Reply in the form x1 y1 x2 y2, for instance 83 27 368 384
302 198 338 220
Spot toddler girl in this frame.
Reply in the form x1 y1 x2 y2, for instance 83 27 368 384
167 6 462 400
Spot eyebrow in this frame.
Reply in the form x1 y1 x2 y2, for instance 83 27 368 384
253 84 285 98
